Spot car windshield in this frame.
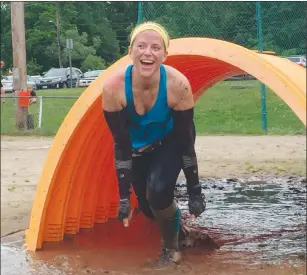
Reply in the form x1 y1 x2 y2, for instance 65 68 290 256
44 68 66 77
287 57 300 62
2 76 13 81
84 70 104 77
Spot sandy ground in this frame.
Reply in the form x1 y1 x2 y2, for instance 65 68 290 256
1 135 306 274
1 135 306 238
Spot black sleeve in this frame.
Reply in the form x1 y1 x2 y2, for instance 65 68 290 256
172 108 201 197
103 109 132 199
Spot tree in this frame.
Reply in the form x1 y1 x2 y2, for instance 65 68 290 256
1 1 305 75
81 54 106 72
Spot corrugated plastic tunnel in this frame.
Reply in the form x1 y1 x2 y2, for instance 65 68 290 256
25 37 306 251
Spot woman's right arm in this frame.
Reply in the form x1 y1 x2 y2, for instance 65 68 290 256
102 79 133 221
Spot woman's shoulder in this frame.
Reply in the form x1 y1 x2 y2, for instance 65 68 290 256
102 66 128 92
164 64 190 90
164 65 189 83
102 66 130 111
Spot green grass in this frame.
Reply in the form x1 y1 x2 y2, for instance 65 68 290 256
1 88 83 136
194 80 305 135
0 81 305 136
35 88 84 135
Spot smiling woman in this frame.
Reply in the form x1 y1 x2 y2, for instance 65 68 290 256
102 21 205 265
128 22 169 77
25 29 305 263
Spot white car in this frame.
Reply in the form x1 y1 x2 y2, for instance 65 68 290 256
285 55 306 67
79 70 104 87
1 75 37 93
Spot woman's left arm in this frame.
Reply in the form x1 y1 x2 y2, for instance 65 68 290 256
170 72 206 218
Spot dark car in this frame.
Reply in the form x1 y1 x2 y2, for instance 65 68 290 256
36 67 84 89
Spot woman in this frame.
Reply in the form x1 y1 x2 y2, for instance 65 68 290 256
102 22 206 265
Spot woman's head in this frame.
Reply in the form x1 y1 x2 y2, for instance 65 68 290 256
128 22 170 78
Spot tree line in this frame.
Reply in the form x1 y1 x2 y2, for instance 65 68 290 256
1 1 305 75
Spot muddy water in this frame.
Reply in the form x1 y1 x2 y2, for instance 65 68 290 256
1 176 306 275
176 176 306 264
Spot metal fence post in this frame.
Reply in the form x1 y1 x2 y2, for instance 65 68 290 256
38 96 43 128
256 1 268 134
137 1 143 24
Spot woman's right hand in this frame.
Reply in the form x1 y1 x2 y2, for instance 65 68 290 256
118 198 134 227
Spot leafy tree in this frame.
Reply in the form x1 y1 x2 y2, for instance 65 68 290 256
81 54 106 72
60 28 96 68
27 58 42 75
1 1 305 76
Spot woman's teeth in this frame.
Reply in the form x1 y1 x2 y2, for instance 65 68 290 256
141 60 154 65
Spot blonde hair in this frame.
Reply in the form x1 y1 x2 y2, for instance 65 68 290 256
130 21 170 50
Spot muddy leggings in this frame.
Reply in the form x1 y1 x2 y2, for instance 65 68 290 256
131 137 182 219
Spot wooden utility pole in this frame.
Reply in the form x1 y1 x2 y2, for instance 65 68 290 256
56 2 62 68
11 2 28 130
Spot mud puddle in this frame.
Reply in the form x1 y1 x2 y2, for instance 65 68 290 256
1 176 306 274
176 176 306 265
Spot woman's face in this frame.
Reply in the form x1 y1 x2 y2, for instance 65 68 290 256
129 30 168 78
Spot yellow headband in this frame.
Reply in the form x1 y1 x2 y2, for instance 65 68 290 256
130 22 170 49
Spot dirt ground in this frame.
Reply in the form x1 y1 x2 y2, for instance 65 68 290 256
1 135 306 237
1 135 306 274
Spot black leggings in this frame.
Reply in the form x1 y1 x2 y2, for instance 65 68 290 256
131 138 182 219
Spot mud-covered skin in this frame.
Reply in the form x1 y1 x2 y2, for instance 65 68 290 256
179 217 220 250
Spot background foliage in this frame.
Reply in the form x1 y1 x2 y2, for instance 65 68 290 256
1 1 306 75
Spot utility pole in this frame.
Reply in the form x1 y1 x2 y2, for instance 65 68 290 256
11 2 28 130
56 2 62 68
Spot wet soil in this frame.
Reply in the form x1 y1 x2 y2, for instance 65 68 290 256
1 176 306 275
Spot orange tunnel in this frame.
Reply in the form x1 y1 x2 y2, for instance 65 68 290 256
25 37 306 251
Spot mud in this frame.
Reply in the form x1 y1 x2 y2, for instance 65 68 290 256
1 176 306 275
176 176 306 265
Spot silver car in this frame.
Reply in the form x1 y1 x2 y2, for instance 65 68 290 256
285 55 306 67
1 75 37 93
78 70 104 87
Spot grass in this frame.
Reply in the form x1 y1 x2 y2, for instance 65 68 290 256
1 88 83 136
194 80 305 135
0 80 305 136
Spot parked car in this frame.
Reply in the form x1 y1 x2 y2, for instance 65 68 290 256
285 55 306 67
36 67 84 89
30 75 43 84
78 70 104 87
1 75 37 93
224 74 256 81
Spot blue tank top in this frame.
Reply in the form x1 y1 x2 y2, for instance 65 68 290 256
124 64 173 149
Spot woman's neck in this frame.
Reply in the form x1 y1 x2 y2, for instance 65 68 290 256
132 66 160 91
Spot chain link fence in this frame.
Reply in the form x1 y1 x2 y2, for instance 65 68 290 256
1 2 305 136
140 1 306 56
138 1 306 133
1 95 78 135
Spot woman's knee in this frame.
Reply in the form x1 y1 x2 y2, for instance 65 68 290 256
148 183 174 210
